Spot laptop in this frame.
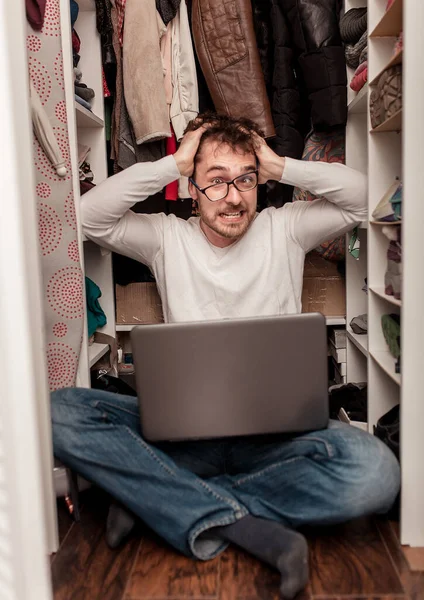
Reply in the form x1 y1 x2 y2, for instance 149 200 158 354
130 312 329 442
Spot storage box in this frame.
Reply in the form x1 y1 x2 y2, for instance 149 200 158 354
115 283 164 325
302 253 346 318
328 327 347 348
332 358 346 376
329 339 347 363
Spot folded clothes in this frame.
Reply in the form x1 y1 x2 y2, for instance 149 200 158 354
350 68 367 92
74 83 95 102
340 8 367 44
372 179 402 222
75 94 92 111
354 60 367 76
345 31 367 69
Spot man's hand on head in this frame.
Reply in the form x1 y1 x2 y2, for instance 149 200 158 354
173 125 208 178
252 133 286 185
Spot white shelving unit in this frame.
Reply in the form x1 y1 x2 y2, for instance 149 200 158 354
345 0 424 557
60 0 116 386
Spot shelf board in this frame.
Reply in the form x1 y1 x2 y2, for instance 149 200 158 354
370 0 403 38
359 221 368 229
347 329 368 357
371 109 402 133
116 324 136 332
325 317 346 326
75 102 104 128
348 84 368 114
370 220 401 226
369 286 402 307
369 49 403 86
370 350 401 385
89 342 109 367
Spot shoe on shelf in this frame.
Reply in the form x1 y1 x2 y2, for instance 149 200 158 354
381 313 401 365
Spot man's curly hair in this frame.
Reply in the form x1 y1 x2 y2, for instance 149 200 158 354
184 112 264 169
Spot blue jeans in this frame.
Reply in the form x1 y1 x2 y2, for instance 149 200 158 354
51 388 400 560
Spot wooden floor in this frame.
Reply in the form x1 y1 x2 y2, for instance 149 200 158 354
51 489 424 600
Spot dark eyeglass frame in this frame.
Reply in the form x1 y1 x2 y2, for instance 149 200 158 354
189 170 259 202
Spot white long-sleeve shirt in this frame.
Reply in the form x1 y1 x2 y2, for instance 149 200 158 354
81 156 367 322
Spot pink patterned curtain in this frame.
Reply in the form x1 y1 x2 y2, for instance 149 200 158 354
27 0 84 391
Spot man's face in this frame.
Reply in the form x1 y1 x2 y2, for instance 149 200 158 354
189 140 258 247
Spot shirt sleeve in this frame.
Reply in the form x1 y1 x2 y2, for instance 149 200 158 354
279 158 367 253
81 155 181 266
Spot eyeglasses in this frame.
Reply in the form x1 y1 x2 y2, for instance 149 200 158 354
189 170 259 202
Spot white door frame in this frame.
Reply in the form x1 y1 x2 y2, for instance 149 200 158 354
0 0 58 596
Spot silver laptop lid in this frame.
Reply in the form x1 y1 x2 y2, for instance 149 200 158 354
131 313 328 441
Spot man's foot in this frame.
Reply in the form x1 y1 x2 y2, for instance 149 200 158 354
106 502 137 549
215 515 309 599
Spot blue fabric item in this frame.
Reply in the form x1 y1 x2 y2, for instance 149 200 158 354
51 388 400 560
75 94 92 112
85 277 107 337
70 0 79 27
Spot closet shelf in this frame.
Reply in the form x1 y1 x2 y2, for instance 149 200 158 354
359 221 368 229
89 342 109 367
370 350 401 385
370 220 401 226
371 109 402 133
116 324 136 332
75 102 104 128
369 49 403 86
370 0 403 38
348 84 368 114
369 286 402 307
347 329 368 357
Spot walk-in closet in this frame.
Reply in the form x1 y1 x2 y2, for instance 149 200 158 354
1 0 423 598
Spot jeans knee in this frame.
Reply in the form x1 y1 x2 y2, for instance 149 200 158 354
340 430 400 518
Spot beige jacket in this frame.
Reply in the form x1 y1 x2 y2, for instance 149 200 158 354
123 0 170 144
169 0 199 141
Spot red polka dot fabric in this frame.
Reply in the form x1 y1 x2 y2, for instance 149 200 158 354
27 7 84 391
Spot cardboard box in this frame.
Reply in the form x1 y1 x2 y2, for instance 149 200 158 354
116 283 164 325
302 253 346 318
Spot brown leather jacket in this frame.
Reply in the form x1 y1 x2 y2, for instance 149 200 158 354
191 0 275 138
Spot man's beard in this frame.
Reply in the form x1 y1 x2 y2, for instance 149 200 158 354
199 204 255 240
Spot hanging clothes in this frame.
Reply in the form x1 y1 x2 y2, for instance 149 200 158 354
191 0 275 138
169 0 199 141
123 0 170 144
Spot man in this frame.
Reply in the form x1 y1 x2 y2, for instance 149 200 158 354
51 114 400 599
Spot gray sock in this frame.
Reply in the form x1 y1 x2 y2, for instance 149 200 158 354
215 515 309 599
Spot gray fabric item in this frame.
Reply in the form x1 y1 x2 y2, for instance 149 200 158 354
30 81 67 177
216 515 309 600
156 0 181 25
350 313 368 334
345 31 367 69
359 46 367 65
74 83 95 101
340 8 367 44
117 96 166 170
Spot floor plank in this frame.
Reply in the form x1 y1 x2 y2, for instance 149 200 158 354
52 490 141 600
306 518 404 596
124 533 220 600
219 545 286 600
377 519 424 600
